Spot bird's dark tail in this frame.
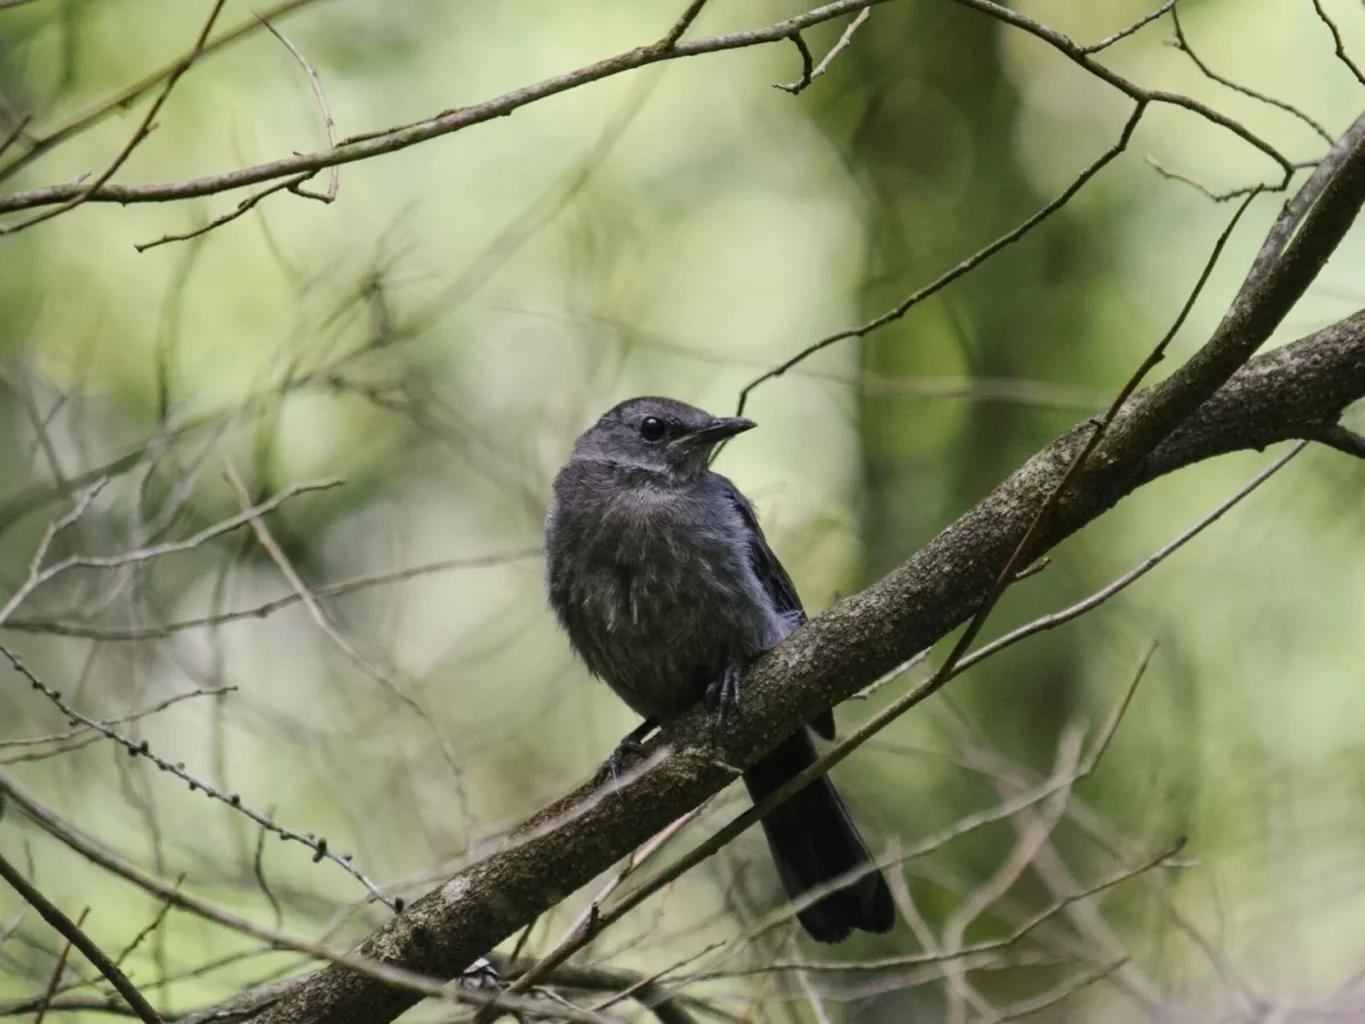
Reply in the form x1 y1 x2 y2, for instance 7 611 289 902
742 729 895 943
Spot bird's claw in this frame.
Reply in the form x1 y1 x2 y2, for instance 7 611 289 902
594 734 649 787
705 659 744 726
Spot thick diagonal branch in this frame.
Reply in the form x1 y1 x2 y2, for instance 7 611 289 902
246 309 1365 1024
1101 111 1365 466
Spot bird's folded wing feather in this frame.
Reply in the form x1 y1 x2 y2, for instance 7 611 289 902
723 479 836 741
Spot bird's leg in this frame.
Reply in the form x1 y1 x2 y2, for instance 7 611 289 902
594 718 658 786
705 656 745 726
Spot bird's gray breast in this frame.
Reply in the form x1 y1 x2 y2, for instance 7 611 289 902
546 472 781 721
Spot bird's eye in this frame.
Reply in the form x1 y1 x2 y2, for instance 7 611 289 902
640 416 666 442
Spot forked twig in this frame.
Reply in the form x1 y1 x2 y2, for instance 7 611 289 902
775 7 870 94
258 14 339 202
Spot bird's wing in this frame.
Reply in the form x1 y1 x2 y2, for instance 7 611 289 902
723 479 836 741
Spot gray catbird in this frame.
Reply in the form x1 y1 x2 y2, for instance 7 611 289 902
544 396 894 943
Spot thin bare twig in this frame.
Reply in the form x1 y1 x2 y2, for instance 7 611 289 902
0 647 394 909
0 911 24 951
3 547 541 640
114 883 181 968
736 102 1148 413
775 7 869 93
32 907 87 1024
1310 0 1365 86
964 651 1167 1013
582 944 717 1020
884 851 985 1017
0 853 163 1024
1081 0 1178 54
258 14 339 202
660 0 711 49
982 958 1128 1023
775 32 816 93
0 685 234 749
0 735 103 765
734 651 1161 952
134 174 313 252
939 725 1086 1017
223 463 470 804
676 842 1181 982
127 18 341 251
1146 156 1297 202
552 807 704 950
1 477 108 629
0 477 341 629
223 464 402 699
1171 7 1334 143
973 740 1261 1009
0 114 31 162
956 441 1305 674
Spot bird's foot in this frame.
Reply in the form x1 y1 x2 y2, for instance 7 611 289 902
594 737 647 786
705 658 745 727
593 721 656 786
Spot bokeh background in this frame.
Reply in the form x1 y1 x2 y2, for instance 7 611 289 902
2 0 1364 1020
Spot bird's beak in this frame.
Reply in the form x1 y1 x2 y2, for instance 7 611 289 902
672 416 756 452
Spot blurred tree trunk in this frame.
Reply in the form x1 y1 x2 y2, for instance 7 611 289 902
808 4 1122 753
797 16 1139 1012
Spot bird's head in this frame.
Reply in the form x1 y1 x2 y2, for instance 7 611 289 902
569 396 755 479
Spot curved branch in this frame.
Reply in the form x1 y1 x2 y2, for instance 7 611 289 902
0 0 893 216
0 0 1307 221
737 102 1147 412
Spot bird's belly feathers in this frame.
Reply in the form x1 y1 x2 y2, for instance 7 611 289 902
552 515 776 721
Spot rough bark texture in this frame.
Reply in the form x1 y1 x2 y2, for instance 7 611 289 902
248 309 1365 1024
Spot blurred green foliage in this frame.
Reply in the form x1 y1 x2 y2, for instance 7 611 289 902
0 0 1363 1020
